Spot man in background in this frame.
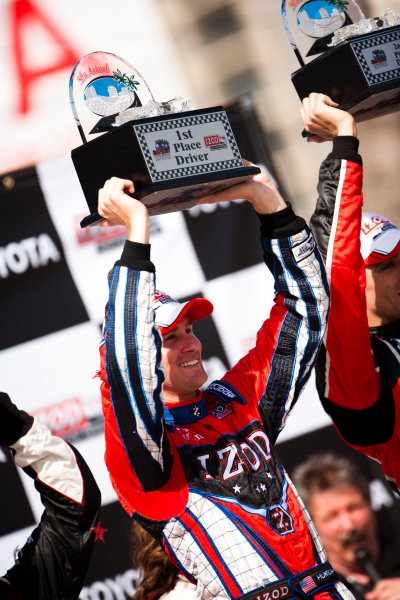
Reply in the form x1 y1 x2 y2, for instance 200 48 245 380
293 453 400 600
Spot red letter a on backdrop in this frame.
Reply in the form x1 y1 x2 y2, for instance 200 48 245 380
9 0 80 114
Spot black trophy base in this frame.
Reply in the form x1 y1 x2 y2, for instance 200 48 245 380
79 167 260 228
292 25 400 122
72 106 260 228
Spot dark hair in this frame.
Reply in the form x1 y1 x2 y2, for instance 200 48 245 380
292 453 371 513
132 520 179 600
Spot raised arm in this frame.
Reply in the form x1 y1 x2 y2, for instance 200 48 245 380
198 158 330 441
224 203 330 442
1 393 100 600
98 180 190 519
190 164 330 441
302 94 381 427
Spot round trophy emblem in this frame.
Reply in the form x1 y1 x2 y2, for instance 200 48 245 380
297 1 346 38
69 51 154 142
83 73 141 117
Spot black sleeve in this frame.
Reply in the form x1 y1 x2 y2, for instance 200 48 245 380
0 393 33 447
310 136 362 262
257 203 308 239
4 425 101 600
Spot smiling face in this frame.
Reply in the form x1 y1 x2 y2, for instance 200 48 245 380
161 315 208 404
365 251 400 327
310 485 378 576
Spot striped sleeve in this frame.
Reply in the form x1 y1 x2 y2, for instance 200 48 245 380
100 243 188 518
103 264 173 491
226 207 330 442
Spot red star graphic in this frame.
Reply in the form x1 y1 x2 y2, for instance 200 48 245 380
90 521 108 543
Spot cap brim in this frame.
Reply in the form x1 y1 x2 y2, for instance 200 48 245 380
159 298 213 334
364 235 400 265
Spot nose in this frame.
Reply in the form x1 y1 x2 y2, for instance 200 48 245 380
182 332 202 352
337 510 357 532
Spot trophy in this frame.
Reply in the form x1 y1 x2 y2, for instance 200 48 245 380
282 1 400 122
69 52 260 227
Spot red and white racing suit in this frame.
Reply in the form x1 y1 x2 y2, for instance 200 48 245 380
310 136 400 495
99 207 352 600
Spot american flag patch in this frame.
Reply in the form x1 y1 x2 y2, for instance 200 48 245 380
300 576 317 593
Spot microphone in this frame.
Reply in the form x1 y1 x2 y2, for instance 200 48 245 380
354 546 381 585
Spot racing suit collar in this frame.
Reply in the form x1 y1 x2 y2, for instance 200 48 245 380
369 319 400 338
164 392 209 425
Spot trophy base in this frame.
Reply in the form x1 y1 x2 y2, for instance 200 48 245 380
79 166 260 228
291 25 400 122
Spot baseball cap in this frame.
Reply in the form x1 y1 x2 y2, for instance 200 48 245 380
153 290 213 334
360 212 400 266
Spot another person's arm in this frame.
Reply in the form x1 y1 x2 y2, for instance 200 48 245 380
0 392 101 600
303 93 381 439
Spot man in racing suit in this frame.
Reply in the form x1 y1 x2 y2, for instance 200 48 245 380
301 92 400 496
98 170 353 600
0 392 101 599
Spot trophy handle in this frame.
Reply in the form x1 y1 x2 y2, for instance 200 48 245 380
69 61 87 144
281 0 305 67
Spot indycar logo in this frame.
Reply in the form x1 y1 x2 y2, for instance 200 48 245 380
154 290 175 305
212 402 233 419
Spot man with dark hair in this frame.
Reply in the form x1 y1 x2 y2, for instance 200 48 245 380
293 453 400 600
300 92 400 495
0 392 101 599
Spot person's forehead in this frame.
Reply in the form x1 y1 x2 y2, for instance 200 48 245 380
162 315 193 336
311 485 366 511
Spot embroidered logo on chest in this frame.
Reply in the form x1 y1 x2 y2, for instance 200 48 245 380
191 404 202 417
212 402 233 419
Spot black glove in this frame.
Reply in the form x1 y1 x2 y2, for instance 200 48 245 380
0 393 34 447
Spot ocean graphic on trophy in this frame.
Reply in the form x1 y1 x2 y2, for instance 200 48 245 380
69 52 259 228
282 0 400 122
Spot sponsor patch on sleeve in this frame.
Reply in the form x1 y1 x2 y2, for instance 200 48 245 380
292 233 316 263
207 381 246 405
